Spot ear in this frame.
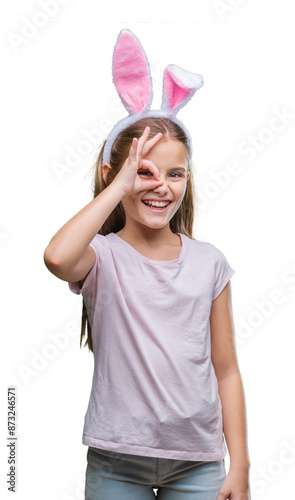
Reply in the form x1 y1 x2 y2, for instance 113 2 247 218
112 29 153 115
161 64 203 116
102 162 112 184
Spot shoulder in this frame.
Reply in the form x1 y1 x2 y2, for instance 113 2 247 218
83 233 113 267
190 236 228 258
185 236 234 274
89 232 112 252
184 235 218 260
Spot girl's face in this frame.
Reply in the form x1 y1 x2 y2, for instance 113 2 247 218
120 138 190 230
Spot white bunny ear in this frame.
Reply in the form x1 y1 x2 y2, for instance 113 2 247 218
161 64 204 116
112 29 153 115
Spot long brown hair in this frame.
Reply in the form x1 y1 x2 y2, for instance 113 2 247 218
80 117 199 351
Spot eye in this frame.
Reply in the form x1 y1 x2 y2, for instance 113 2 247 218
138 171 152 176
138 171 182 178
170 173 182 178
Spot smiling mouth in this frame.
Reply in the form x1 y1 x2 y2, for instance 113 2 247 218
141 200 172 212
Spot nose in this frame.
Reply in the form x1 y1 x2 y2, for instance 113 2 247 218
152 176 169 193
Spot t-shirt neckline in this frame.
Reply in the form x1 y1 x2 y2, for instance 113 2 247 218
110 232 186 265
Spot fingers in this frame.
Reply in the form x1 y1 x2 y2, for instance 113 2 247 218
129 137 138 158
136 126 151 160
138 159 162 181
130 126 163 163
141 132 163 157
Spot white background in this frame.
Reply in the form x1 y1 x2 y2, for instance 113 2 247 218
1 1 295 498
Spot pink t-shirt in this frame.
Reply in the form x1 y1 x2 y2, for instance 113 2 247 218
68 232 235 461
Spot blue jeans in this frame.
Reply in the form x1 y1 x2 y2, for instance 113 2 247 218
85 446 226 499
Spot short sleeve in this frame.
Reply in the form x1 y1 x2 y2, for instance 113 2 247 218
209 243 235 301
68 234 110 295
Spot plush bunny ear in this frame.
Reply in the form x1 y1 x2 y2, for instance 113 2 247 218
112 29 153 115
161 64 204 116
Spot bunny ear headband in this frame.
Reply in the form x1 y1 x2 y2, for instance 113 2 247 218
102 29 204 169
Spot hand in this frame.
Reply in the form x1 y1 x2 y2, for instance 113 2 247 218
217 466 251 500
113 126 164 197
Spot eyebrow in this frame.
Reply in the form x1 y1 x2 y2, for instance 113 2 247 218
138 166 187 172
168 167 187 172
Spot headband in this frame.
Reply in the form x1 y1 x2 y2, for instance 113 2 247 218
102 29 204 169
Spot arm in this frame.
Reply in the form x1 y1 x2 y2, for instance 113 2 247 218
210 282 251 471
43 127 164 283
43 176 125 282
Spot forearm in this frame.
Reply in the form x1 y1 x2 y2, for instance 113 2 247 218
217 371 250 470
44 179 124 271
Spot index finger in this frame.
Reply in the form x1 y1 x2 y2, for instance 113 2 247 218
141 132 163 158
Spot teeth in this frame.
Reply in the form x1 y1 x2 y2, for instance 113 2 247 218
143 201 169 207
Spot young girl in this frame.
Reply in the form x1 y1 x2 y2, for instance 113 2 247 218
44 31 250 500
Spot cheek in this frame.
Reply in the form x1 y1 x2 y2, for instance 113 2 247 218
175 181 187 197
122 197 142 212
174 183 187 205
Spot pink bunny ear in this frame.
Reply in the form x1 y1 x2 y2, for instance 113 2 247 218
112 29 153 115
161 64 204 116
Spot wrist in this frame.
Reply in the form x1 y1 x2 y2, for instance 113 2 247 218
107 178 126 200
229 460 250 472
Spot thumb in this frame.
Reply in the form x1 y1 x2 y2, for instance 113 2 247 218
217 486 230 500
